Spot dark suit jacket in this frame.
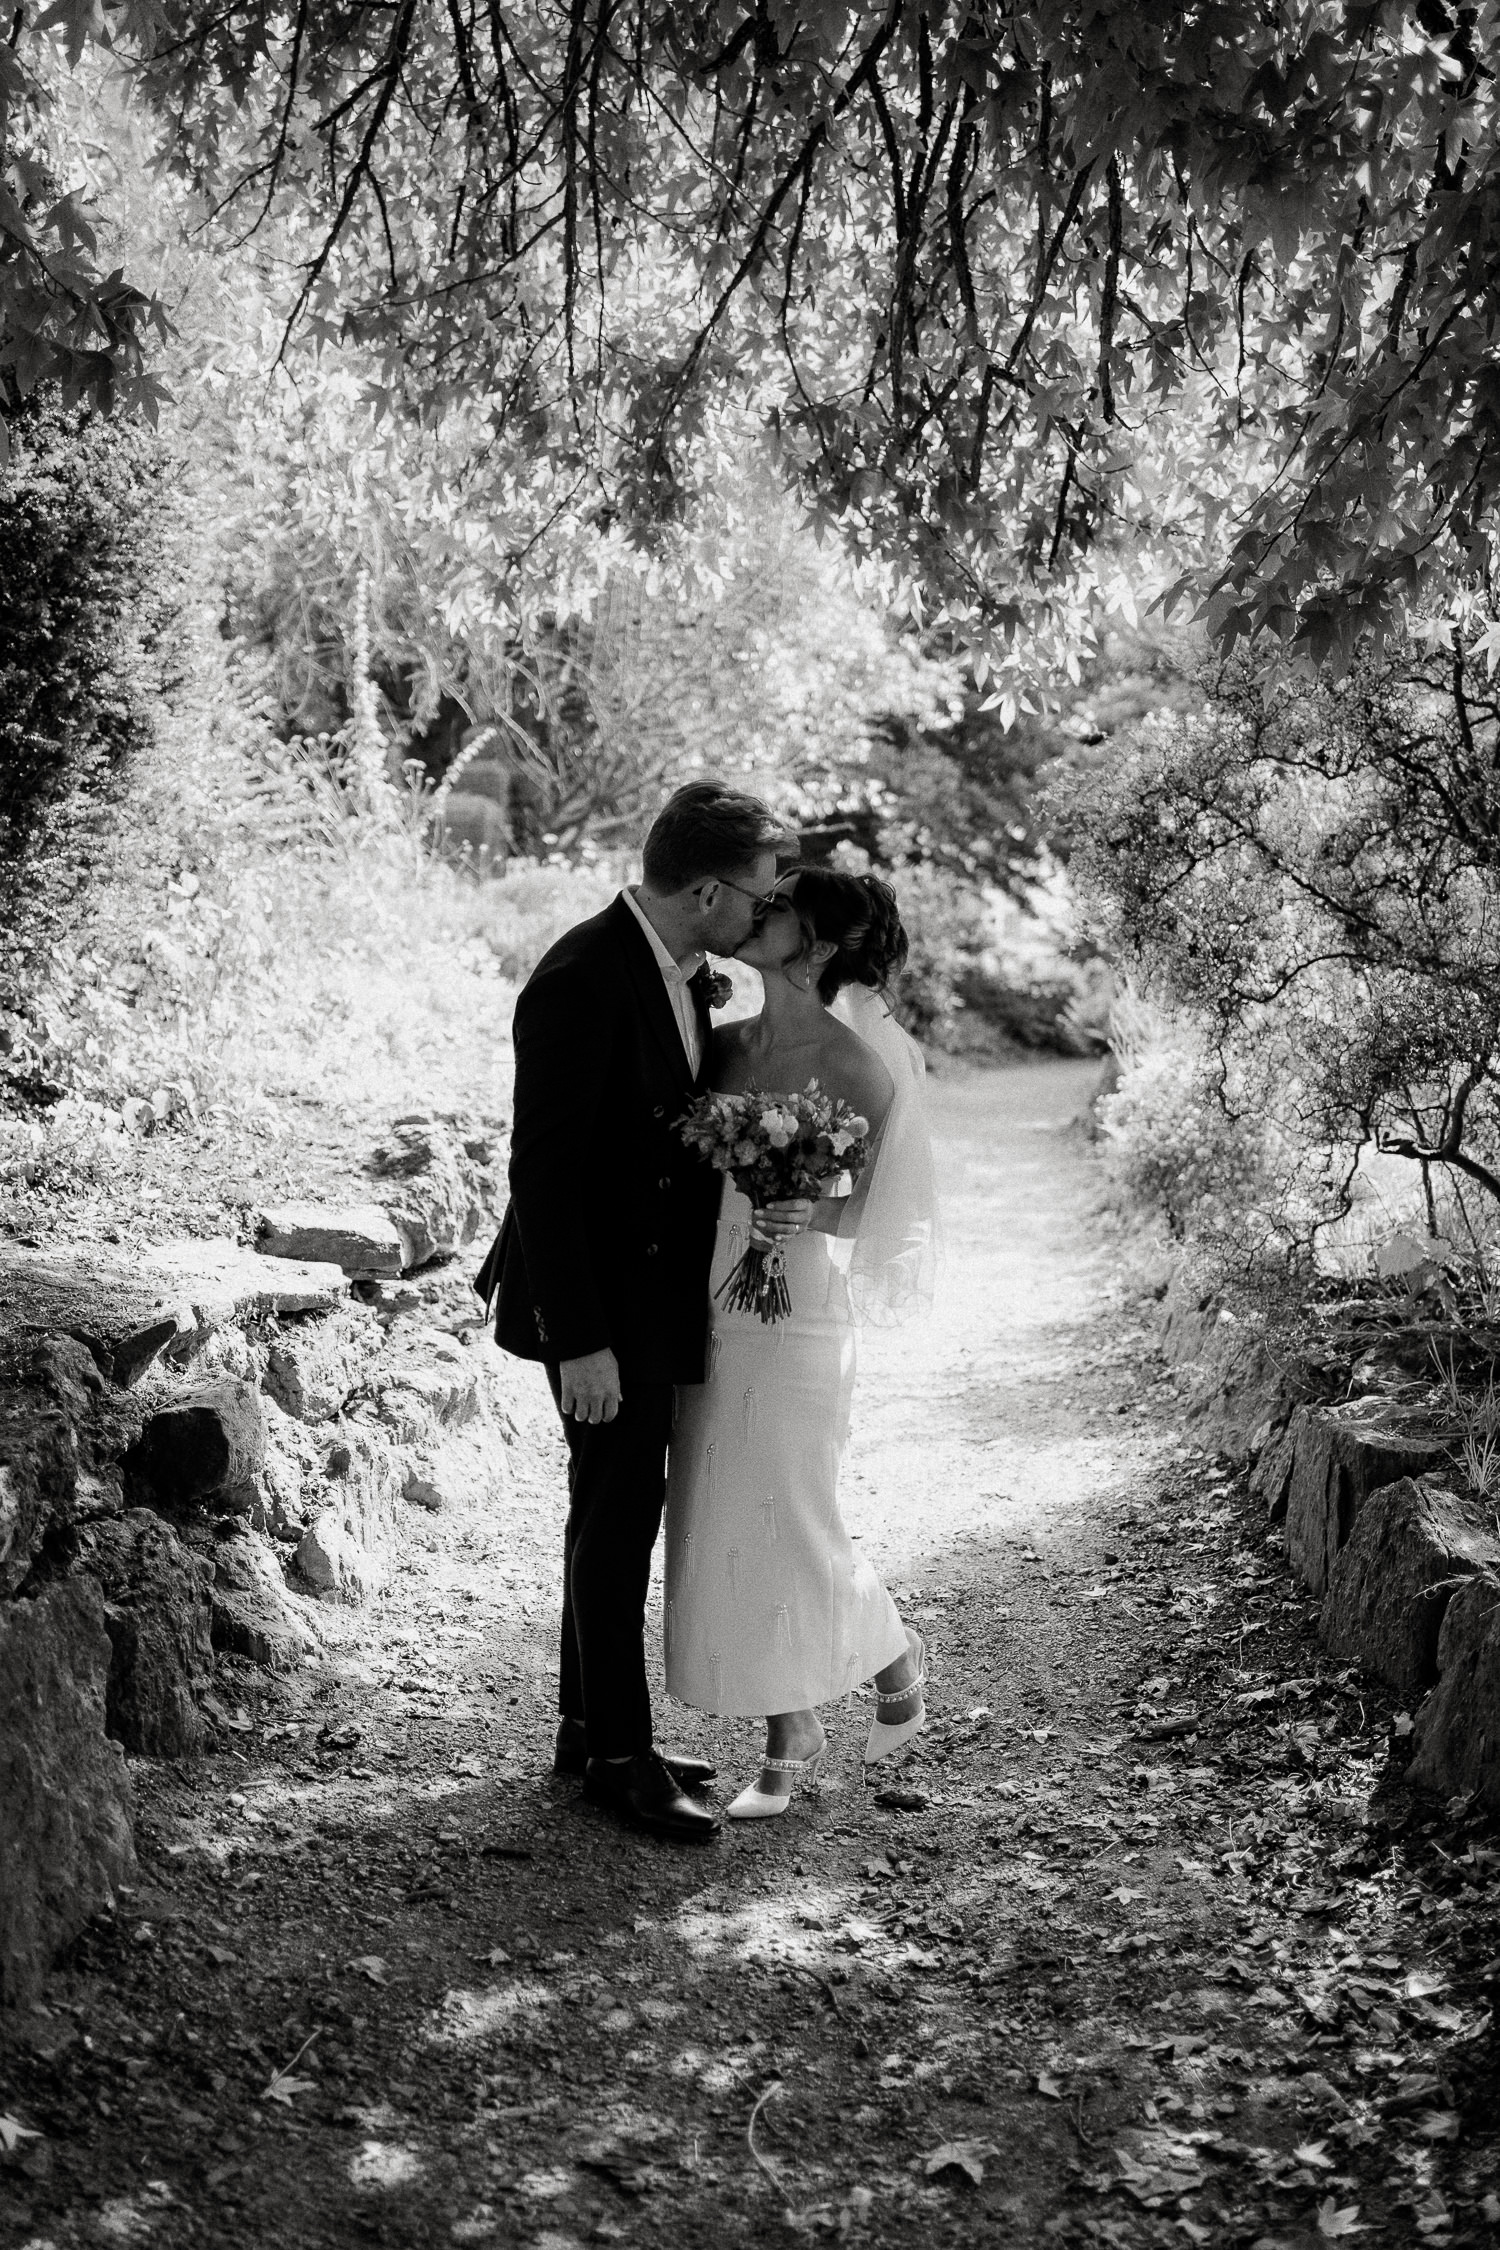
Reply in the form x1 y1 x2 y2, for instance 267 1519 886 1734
474 895 722 1383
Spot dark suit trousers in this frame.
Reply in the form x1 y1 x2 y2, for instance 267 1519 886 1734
546 1366 675 1758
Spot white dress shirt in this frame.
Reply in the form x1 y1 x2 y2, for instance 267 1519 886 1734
621 888 704 1077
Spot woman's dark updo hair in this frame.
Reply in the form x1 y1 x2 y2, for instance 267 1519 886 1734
785 865 909 1002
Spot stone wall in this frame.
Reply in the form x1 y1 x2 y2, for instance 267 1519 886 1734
1157 1266 1500 1814
0 1116 514 2005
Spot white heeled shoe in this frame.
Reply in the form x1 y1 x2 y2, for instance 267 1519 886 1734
863 1631 926 1765
726 1736 827 1820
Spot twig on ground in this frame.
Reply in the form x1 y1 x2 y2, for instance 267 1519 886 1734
747 2078 785 2192
1071 2085 1099 2148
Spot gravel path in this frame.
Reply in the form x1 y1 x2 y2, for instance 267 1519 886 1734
3 1060 1493 2250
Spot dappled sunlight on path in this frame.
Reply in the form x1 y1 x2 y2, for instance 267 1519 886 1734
4 1062 1493 2250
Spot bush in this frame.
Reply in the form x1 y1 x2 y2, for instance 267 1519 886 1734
1069 635 1500 1259
1096 1028 1265 1241
0 392 176 1004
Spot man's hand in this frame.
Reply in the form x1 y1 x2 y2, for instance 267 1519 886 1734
559 1348 623 1424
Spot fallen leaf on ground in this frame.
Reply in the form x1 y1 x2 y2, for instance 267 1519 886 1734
1293 2140 1336 2170
348 1955 389 1984
1317 2200 1365 2237
0 2115 41 2153
923 2140 997 2185
1036 2074 1065 2098
262 2072 317 2107
1413 2111 1460 2141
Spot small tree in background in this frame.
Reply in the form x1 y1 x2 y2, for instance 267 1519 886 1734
1069 630 1500 1265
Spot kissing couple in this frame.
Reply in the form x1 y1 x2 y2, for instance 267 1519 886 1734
475 781 938 1841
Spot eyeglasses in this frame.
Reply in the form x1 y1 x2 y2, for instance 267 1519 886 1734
696 875 785 914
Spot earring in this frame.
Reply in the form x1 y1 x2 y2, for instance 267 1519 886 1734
788 962 814 991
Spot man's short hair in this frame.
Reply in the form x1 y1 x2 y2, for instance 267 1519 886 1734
642 780 786 892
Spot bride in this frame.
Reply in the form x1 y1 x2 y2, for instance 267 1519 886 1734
663 865 939 1817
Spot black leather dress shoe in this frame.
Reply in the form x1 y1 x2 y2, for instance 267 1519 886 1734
554 1718 716 1790
583 1752 721 1843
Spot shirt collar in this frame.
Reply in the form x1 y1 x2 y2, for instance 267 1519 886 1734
622 887 704 984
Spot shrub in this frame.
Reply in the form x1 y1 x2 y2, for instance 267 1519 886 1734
1069 634 1500 1259
0 392 175 1007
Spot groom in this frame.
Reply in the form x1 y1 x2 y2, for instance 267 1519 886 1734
476 781 787 1841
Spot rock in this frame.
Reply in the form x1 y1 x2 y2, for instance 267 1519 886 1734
209 1532 320 1668
125 1378 267 1514
295 1423 405 1601
0 1243 195 1386
121 1097 155 1136
1319 1479 1500 1693
0 1337 143 1598
145 1239 348 1333
367 1114 500 1271
1407 1575 1500 1810
402 1433 505 1517
263 1308 382 1422
0 1579 136 2007
80 1511 215 1757
1251 1423 1298 1521
1157 1268 1321 1464
434 792 509 867
1158 1269 1219 1366
248 1394 321 1541
1283 1406 1443 1596
255 1203 404 1281
376 1328 484 1442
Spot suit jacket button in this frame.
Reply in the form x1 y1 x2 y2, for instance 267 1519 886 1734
659 1176 671 1190
645 1243 659 1256
653 1105 665 1119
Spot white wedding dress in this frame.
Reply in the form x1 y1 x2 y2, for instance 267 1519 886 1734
663 992 938 1718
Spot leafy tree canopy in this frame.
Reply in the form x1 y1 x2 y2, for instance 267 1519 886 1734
7 0 1499 681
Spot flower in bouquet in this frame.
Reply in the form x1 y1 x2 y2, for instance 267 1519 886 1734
678 1081 873 1324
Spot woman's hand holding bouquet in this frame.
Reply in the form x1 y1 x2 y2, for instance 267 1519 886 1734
677 1083 872 1324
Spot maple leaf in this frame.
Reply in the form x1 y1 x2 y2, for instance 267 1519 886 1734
924 2140 997 2186
0 2114 41 2154
263 2072 317 2108
1317 2201 1365 2237
1294 2140 1336 2170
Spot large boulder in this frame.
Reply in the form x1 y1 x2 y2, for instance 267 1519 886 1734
255 1203 404 1281
1407 1575 1500 1810
0 1337 142 1598
209 1532 320 1668
367 1115 500 1271
1283 1406 1443 1596
1319 1479 1500 1694
80 1511 216 1757
125 1378 267 1515
0 1579 136 2007
0 1243 193 1385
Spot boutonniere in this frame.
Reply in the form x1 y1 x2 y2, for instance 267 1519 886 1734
697 968 735 1010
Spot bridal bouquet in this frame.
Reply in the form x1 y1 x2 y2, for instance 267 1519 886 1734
678 1083 872 1324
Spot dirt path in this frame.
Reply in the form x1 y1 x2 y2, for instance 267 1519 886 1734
3 1061 1495 2250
